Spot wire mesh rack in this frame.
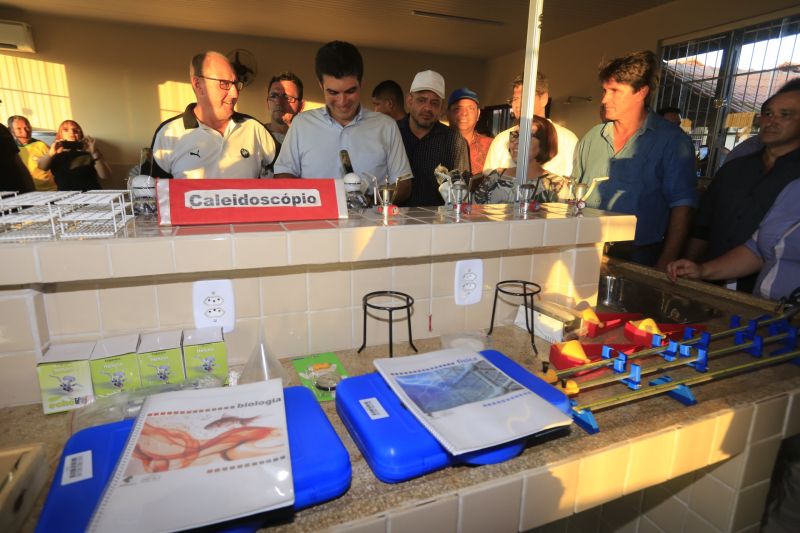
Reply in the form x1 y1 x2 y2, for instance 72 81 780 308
0 190 133 241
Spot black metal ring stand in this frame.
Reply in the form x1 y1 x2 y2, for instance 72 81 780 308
488 280 542 355
357 291 418 358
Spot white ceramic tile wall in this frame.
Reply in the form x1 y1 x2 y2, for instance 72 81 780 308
0 213 637 285
389 496 458 533
749 395 789 442
458 476 523 533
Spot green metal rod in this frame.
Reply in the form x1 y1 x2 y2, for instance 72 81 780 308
555 312 793 379
573 349 800 412
575 332 791 390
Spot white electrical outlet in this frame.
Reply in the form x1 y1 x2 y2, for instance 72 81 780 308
454 259 483 306
193 279 235 332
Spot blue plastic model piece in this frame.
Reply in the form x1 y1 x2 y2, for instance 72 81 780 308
621 363 642 390
612 353 628 373
662 340 679 362
689 347 709 373
746 335 764 357
683 327 696 340
679 343 694 357
651 333 664 347
730 315 742 329
649 376 697 406
36 386 352 533
601 345 615 359
571 407 600 434
770 326 798 356
768 319 790 336
695 331 712 351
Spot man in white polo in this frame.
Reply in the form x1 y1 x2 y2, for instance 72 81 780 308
151 51 276 179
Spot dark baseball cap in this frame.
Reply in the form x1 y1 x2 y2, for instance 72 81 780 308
448 87 479 107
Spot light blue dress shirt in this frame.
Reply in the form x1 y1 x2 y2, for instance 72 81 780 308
745 179 800 301
274 106 411 186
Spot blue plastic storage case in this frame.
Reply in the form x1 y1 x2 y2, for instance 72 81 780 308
335 349 570 483
37 386 351 533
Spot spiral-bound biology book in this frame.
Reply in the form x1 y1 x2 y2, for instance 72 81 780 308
373 349 572 455
88 380 293 533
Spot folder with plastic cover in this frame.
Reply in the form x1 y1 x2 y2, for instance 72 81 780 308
335 349 572 483
37 386 351 533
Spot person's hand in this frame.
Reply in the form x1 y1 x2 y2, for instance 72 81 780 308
49 140 64 156
83 136 96 154
666 259 702 282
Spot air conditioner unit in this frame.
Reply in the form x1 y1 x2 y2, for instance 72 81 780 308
0 20 36 53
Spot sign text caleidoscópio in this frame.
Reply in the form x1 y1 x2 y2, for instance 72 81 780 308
184 189 321 209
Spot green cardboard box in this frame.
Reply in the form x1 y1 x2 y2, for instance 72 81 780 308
90 334 141 398
182 327 228 386
36 341 95 414
137 330 185 387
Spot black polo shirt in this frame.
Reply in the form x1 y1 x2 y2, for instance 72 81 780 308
693 146 800 260
397 116 470 207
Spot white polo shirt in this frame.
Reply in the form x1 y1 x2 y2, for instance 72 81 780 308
151 104 276 179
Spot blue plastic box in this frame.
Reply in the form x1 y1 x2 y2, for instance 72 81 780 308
335 349 570 483
37 386 351 533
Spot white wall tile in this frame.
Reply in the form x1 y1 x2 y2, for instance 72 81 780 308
520 460 580 530
459 476 523 533
750 395 789 442
688 473 735 530
389 496 457 533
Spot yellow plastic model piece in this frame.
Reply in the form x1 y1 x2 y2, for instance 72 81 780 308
534 366 558 384
560 379 580 396
559 340 590 363
630 318 662 334
580 307 603 326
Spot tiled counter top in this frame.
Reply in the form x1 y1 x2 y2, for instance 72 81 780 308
0 204 635 285
4 265 800 533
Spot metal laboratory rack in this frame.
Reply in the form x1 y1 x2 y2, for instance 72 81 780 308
0 190 132 241
54 191 132 239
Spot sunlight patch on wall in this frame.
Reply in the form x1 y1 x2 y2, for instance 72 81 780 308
0 54 72 131
158 81 194 121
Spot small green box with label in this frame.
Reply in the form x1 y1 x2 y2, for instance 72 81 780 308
37 341 95 414
90 334 141 398
137 330 185 387
183 327 228 385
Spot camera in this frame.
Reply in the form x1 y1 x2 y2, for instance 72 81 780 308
60 140 84 150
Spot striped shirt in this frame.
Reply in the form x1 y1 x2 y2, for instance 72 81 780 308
397 117 470 207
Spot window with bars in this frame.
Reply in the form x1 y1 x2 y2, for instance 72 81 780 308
655 14 800 176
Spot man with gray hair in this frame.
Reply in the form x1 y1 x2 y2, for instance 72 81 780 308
397 70 469 206
8 114 56 190
151 51 276 179
483 72 578 177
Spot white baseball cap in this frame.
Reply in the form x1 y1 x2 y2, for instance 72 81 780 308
410 70 445 99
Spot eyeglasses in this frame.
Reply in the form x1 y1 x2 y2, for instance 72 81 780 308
268 92 299 104
196 75 244 91
509 131 520 141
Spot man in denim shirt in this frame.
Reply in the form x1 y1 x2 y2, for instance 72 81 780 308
573 51 697 269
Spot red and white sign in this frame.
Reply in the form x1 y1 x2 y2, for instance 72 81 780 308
157 178 347 225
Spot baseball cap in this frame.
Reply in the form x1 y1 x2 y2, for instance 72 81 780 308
410 70 445 99
448 87 479 107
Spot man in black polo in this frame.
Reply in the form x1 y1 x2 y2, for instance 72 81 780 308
151 51 276 179
683 85 800 292
397 70 469 207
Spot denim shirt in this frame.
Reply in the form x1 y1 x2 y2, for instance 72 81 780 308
572 112 697 245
